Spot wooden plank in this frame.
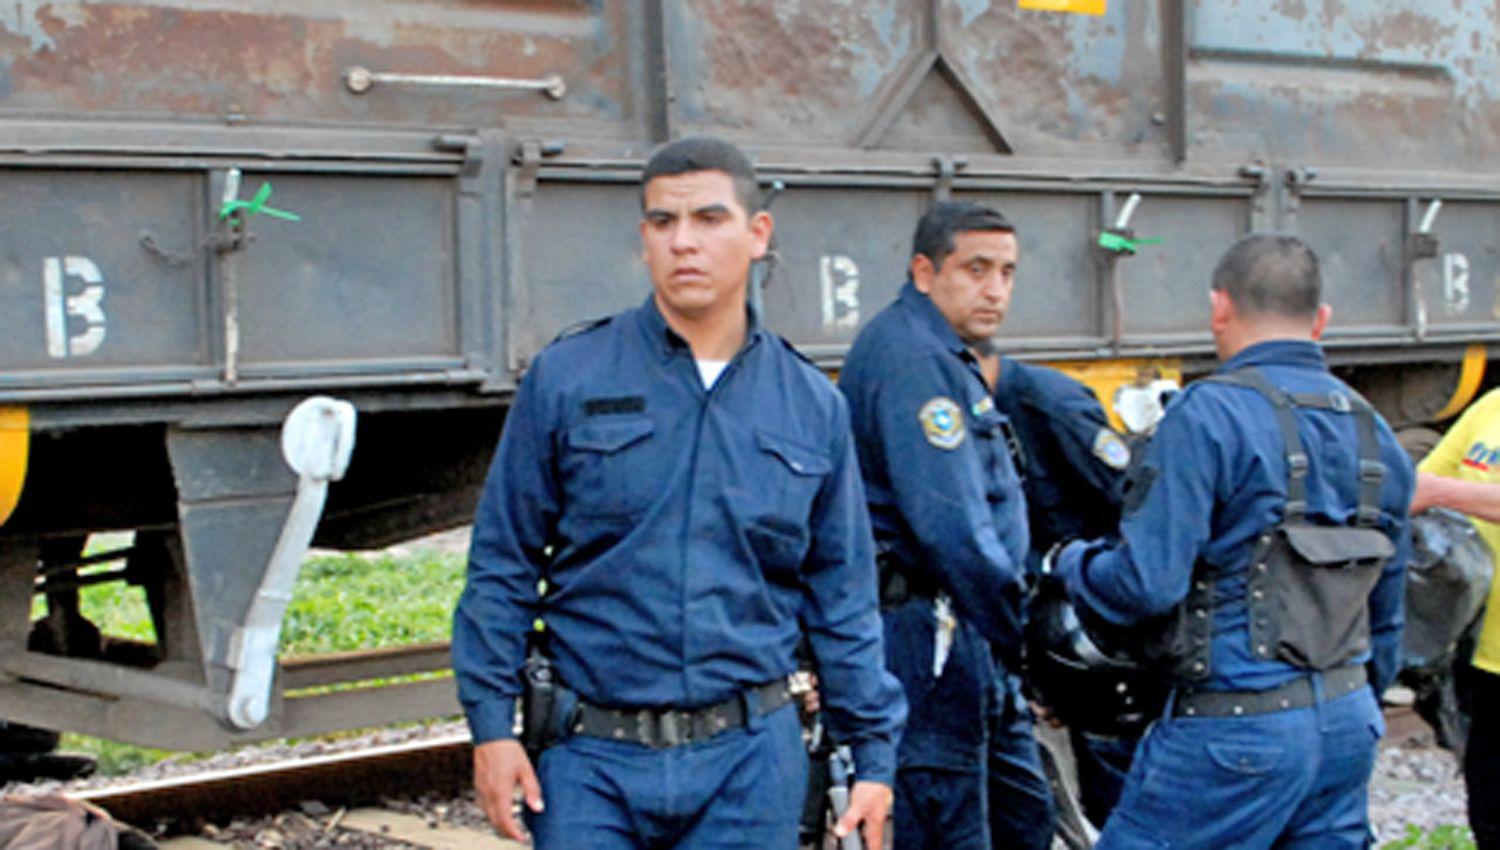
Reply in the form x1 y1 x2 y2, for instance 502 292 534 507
341 809 523 850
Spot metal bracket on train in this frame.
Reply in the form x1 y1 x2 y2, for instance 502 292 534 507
434 134 486 180
222 396 357 729
1282 166 1318 215
1407 199 1444 261
1239 163 1273 229
932 156 968 202
1097 192 1145 258
513 139 566 200
208 168 253 255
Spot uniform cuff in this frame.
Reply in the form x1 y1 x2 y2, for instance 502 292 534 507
1053 539 1087 587
851 740 897 787
464 697 518 744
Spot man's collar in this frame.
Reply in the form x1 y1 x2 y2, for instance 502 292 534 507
899 280 970 357
1219 338 1326 373
636 293 764 361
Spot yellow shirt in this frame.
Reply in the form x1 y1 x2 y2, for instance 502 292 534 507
1420 387 1500 674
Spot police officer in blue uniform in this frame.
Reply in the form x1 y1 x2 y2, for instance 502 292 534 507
453 137 906 850
987 357 1134 834
1054 233 1413 848
840 202 1042 850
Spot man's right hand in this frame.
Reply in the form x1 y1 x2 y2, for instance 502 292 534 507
474 739 544 842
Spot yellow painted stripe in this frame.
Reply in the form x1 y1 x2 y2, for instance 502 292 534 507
0 406 28 527
1433 343 1488 422
1043 358 1183 433
1018 0 1107 16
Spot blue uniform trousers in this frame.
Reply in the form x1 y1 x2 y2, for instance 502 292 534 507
987 676 1055 850
1097 687 1382 849
1071 729 1138 829
886 601 993 850
895 766 988 850
528 702 807 850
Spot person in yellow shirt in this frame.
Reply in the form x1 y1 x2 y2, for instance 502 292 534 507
1414 386 1500 850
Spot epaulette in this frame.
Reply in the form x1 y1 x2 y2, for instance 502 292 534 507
550 315 613 344
776 334 817 366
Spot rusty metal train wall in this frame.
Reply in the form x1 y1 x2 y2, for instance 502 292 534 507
0 1 1497 747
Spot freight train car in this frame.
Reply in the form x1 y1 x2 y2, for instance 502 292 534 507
1 0 1497 750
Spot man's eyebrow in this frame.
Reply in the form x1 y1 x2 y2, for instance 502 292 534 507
642 207 676 220
692 202 731 216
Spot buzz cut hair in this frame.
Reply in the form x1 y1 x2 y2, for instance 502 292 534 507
912 201 1015 271
1210 233 1322 319
641 136 762 215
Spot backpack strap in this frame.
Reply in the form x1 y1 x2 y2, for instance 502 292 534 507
1204 367 1385 527
1203 368 1310 522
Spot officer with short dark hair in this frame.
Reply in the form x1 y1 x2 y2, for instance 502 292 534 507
840 201 1044 849
1054 233 1413 847
453 136 905 850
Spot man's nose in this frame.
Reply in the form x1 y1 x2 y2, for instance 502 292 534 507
670 219 697 252
980 272 1006 300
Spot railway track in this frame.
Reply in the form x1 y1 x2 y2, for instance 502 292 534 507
69 734 519 850
41 704 1441 850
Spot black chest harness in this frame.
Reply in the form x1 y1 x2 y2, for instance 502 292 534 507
1149 367 1396 683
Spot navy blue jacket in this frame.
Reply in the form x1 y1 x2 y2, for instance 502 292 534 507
453 296 906 783
1056 340 1413 694
839 281 1029 769
993 359 1127 570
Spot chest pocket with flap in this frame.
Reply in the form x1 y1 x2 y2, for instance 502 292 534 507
561 417 656 518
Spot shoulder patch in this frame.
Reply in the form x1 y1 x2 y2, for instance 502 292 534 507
551 315 612 343
919 397 966 450
1092 428 1131 470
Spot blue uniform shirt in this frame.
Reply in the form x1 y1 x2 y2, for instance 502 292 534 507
454 295 906 783
1057 339 1413 694
993 359 1127 569
839 281 1029 769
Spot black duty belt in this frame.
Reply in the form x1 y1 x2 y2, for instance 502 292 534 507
877 552 939 609
572 680 791 748
1171 664 1367 719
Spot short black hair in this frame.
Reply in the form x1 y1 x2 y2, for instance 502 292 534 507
1210 233 1321 319
912 201 1015 270
641 136 761 215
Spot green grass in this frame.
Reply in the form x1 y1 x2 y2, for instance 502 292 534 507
1382 824 1477 849
31 545 466 775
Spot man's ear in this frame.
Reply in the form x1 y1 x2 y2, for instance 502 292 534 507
911 254 935 294
748 210 773 260
1310 303 1332 340
1209 288 1234 334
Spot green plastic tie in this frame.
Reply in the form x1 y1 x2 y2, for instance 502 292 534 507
219 182 302 222
1097 231 1163 253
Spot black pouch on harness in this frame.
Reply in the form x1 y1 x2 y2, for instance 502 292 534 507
1249 523 1394 669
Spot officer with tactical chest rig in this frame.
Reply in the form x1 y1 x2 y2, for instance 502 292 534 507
1051 234 1414 848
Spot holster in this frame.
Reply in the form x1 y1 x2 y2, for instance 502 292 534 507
877 551 939 610
520 649 576 762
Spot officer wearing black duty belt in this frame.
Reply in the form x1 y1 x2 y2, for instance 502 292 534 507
1052 233 1414 848
452 136 906 850
840 201 1040 850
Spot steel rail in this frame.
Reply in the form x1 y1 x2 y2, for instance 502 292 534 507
71 733 473 830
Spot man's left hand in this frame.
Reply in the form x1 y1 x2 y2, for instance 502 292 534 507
833 780 893 848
